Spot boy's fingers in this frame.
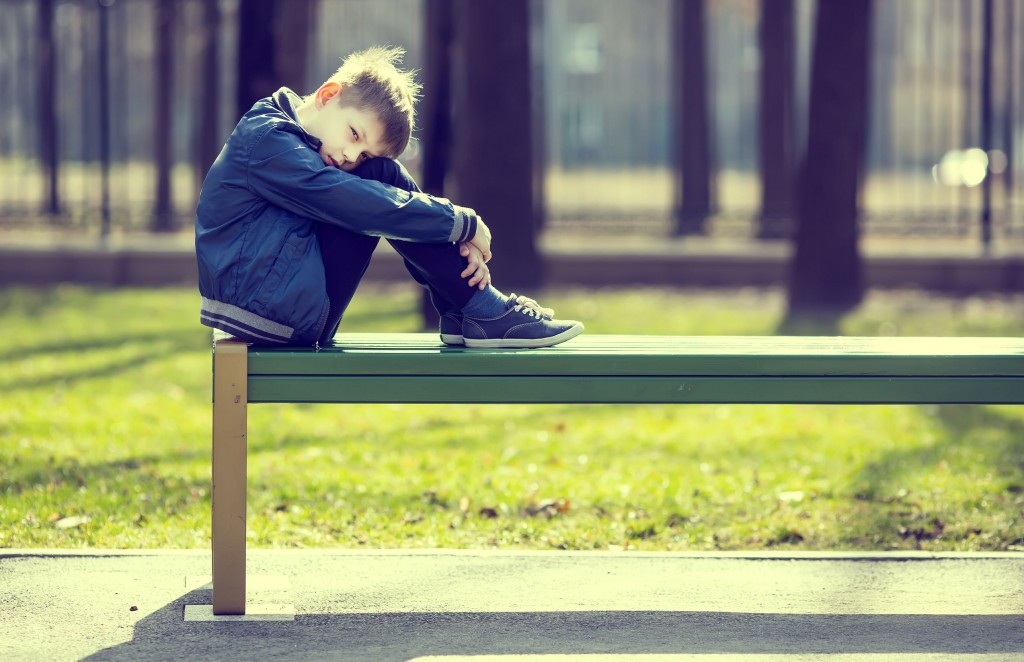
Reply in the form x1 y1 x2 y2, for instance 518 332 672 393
461 256 481 278
461 257 485 281
464 261 489 287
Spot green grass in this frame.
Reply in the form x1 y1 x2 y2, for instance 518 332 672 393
2 284 1024 552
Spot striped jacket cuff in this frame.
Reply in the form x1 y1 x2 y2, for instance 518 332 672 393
450 205 478 243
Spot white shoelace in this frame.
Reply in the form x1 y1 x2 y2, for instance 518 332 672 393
509 293 554 319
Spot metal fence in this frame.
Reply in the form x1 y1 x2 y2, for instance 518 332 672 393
1 0 1022 251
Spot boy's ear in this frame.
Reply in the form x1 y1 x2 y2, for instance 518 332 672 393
315 82 346 109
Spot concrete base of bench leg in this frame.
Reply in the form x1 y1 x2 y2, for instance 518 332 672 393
184 574 294 622
211 338 249 615
184 604 295 622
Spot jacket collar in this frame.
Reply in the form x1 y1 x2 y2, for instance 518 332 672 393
272 87 322 151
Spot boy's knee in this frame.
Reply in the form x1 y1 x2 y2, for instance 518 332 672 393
351 158 418 192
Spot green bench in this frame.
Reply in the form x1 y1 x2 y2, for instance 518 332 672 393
210 331 1024 614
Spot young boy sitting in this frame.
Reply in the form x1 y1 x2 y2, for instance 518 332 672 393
195 46 583 349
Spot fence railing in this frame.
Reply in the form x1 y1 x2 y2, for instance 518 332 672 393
1 0 1021 252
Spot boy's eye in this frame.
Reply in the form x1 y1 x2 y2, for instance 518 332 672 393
351 127 358 140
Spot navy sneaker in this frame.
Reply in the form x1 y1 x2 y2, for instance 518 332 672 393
440 294 555 346
439 311 464 346
462 295 583 349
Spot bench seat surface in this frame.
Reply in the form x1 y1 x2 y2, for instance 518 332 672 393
238 334 1024 405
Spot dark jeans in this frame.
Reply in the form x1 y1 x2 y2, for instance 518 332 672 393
316 158 475 345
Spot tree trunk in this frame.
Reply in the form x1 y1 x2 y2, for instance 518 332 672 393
757 0 795 239
979 0 993 254
273 0 316 93
672 0 715 236
152 0 175 232
787 0 872 315
451 0 542 291
236 0 277 120
98 0 112 237
419 0 455 329
196 0 221 191
235 0 314 122
38 0 59 217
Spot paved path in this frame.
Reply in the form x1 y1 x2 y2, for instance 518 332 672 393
1 550 1022 661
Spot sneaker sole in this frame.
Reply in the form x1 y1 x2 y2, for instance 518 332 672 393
463 322 584 349
440 333 465 346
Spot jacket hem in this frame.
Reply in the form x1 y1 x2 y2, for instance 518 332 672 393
200 297 296 345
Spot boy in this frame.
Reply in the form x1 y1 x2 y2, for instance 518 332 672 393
196 46 583 348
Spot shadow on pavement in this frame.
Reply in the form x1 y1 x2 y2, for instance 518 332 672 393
85 595 1024 662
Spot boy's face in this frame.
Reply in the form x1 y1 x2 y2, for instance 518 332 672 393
306 83 388 172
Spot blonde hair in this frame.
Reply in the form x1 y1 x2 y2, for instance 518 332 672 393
325 46 421 159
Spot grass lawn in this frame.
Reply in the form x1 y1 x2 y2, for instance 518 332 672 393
1 284 1023 552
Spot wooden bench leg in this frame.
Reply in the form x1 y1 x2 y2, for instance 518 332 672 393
212 338 248 615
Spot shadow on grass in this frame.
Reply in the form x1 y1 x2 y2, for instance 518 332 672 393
0 329 206 394
843 404 1024 548
851 405 1024 498
246 403 602 455
0 329 206 363
0 461 210 547
0 452 212 509
776 310 843 336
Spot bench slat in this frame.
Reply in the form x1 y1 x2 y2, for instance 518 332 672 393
247 334 1024 378
247 375 1024 405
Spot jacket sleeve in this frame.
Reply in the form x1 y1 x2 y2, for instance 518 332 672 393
245 125 477 244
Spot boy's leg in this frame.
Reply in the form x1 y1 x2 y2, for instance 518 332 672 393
317 158 473 345
343 159 584 348
316 224 380 345
350 159 476 316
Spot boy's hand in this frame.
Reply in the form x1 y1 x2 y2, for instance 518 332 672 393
460 242 491 290
469 217 492 263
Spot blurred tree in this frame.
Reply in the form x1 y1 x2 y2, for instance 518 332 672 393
980 0 993 253
98 0 113 238
451 0 542 291
274 0 317 93
235 0 316 120
419 0 455 328
153 0 175 232
236 0 276 119
788 0 873 315
196 0 222 191
757 0 795 239
38 0 59 218
421 0 454 198
672 0 715 236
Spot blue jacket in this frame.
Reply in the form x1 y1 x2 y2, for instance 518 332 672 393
195 88 478 345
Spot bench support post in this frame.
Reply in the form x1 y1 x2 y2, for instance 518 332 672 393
212 338 248 615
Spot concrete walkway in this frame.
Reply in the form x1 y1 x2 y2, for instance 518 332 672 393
1 549 1022 661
